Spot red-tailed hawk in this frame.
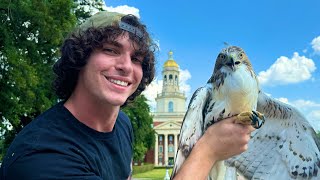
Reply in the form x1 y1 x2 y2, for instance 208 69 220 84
171 46 320 179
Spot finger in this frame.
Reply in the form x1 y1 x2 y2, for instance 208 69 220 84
239 124 255 134
223 116 238 123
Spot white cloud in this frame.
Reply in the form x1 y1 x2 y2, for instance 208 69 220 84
142 78 163 112
277 97 289 104
105 5 140 18
302 49 308 53
142 69 192 112
277 97 320 132
290 99 320 110
311 36 320 53
179 69 191 97
257 52 316 86
307 110 320 132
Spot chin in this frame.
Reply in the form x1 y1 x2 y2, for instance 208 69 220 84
109 99 127 106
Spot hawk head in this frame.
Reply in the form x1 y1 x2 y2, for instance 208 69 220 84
208 46 256 87
214 46 252 73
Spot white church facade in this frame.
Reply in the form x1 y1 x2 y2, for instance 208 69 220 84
151 51 187 167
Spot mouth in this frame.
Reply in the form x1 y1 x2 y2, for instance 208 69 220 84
107 78 130 87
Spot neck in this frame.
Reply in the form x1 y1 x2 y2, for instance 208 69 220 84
64 92 120 133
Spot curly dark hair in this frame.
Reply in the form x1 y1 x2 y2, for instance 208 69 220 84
53 14 156 106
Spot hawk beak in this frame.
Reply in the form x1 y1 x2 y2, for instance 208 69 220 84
231 65 235 71
226 57 235 71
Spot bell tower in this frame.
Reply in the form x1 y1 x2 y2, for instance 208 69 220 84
151 50 187 167
162 51 180 93
155 51 186 113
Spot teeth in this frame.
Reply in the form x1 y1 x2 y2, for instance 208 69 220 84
109 78 129 87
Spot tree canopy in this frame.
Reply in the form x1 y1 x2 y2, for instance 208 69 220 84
0 0 77 155
122 95 155 162
0 0 107 158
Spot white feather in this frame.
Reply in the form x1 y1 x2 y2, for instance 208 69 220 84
172 46 320 180
226 92 320 179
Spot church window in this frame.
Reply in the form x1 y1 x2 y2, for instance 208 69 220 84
168 101 173 112
169 74 173 80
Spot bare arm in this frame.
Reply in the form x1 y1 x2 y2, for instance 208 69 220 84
173 116 254 180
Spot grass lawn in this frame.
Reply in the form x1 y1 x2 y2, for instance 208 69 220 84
133 168 173 180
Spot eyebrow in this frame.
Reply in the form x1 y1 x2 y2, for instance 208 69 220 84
104 40 144 56
133 50 145 57
104 40 123 48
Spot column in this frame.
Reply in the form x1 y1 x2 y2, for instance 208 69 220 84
164 134 168 166
154 133 158 166
174 134 178 157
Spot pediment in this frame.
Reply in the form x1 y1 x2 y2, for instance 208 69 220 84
154 121 182 130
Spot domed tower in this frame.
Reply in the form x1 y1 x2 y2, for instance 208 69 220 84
152 50 187 167
155 51 186 113
162 51 180 92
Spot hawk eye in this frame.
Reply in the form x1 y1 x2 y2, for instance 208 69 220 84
238 53 244 59
219 54 226 59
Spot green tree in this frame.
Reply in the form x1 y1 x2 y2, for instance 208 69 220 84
0 0 78 158
122 95 155 162
74 0 105 24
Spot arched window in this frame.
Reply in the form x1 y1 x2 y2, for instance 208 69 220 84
168 101 173 112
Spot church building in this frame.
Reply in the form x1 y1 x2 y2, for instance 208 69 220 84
152 51 187 166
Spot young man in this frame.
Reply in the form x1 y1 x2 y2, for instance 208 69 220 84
0 11 253 179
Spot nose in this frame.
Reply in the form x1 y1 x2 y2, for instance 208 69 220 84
115 53 133 74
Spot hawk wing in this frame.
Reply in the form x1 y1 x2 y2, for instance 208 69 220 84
226 91 320 179
171 84 212 177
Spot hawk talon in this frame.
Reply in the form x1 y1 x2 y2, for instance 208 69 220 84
251 111 265 129
235 111 265 129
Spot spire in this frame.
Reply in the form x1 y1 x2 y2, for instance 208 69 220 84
164 50 179 68
168 50 174 60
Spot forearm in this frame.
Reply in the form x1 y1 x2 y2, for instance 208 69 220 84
173 137 216 180
172 117 253 179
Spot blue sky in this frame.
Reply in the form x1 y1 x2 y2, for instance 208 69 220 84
103 0 320 131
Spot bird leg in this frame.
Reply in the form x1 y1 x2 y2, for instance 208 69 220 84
235 111 265 129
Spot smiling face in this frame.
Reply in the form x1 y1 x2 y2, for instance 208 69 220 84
75 32 143 107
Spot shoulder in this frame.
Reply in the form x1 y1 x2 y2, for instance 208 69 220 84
116 110 134 142
117 111 132 129
1 102 78 171
5 102 66 149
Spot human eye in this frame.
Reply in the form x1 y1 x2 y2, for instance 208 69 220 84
102 43 120 55
132 56 143 64
102 46 119 55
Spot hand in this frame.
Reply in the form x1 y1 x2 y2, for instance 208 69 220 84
173 116 254 180
199 116 255 162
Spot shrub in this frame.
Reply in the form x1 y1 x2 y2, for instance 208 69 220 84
132 163 154 174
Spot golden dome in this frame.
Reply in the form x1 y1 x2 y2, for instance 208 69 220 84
163 51 179 68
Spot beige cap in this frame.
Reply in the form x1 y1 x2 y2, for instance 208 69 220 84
79 11 143 38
